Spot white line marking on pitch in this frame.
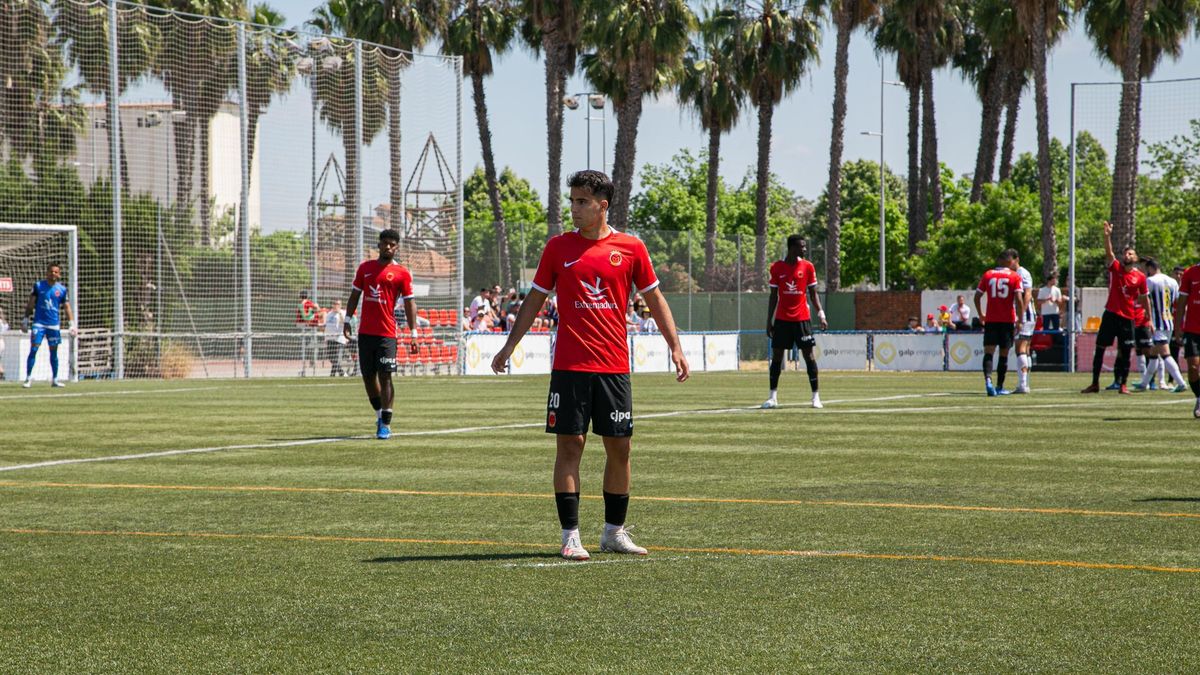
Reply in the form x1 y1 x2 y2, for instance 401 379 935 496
502 555 694 568
0 386 221 401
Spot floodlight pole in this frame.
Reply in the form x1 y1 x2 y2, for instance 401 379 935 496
1068 83 1078 373
238 25 252 378
108 0 125 379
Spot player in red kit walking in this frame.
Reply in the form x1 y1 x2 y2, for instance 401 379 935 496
491 170 689 561
1172 261 1200 417
343 229 419 439
761 235 827 409
975 250 1027 396
1081 221 1147 394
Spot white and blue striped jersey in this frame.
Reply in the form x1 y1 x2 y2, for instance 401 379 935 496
1016 266 1035 323
1145 272 1179 332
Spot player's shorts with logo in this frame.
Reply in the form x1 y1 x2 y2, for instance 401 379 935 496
546 370 633 437
357 333 397 376
1096 310 1135 347
1018 307 1036 338
1134 325 1153 350
1184 332 1200 359
30 325 62 347
983 322 1015 349
771 319 815 350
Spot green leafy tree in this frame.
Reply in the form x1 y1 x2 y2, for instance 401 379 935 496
811 159 907 288
462 166 545 289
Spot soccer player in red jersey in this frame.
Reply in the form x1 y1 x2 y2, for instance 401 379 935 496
761 235 827 409
491 170 689 561
1171 261 1200 417
975 250 1027 396
343 229 419 439
1081 222 1147 394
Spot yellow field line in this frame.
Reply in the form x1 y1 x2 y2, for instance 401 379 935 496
2 479 1198 521
3 527 1198 575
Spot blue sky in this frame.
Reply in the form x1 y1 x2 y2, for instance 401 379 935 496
260 0 1200 218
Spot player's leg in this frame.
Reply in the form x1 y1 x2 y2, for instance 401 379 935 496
1185 335 1200 417
996 346 1011 393
1143 344 1163 389
799 345 821 408
592 373 644 555
47 330 62 385
373 338 398 438
1160 340 1187 392
1014 337 1031 394
24 328 43 387
982 333 997 396
358 336 383 428
547 370 592 559
1084 313 1116 392
763 345 787 408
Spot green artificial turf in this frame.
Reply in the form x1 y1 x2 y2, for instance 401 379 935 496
1 371 1197 671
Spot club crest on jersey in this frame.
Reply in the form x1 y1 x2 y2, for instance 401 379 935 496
609 251 623 266
386 271 395 281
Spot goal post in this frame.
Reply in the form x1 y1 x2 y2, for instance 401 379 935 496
0 224 79 382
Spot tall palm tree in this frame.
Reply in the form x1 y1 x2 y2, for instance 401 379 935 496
309 0 390 284
523 0 584 239
819 0 881 292
146 0 247 246
1015 0 1071 279
726 0 820 289
911 0 962 231
955 0 1017 202
380 0 447 231
580 0 696 230
873 3 923 257
443 0 518 286
1084 0 1196 247
996 65 1026 180
676 10 745 289
54 0 159 190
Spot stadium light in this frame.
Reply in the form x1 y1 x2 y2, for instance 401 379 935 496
564 92 606 172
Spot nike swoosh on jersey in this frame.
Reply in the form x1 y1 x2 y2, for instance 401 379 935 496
563 259 582 268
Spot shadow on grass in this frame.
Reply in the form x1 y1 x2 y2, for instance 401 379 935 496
1133 497 1200 503
362 552 560 563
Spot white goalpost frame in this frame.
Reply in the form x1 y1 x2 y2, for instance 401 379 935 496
0 223 80 382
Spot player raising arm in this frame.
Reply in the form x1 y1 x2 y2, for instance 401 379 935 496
343 229 419 439
1082 221 1147 394
22 263 77 388
975 251 1026 396
1172 261 1200 418
491 170 688 562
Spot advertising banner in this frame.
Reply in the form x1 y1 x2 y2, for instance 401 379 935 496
631 334 671 373
461 333 509 375
946 333 985 371
872 333 945 371
813 333 869 370
506 333 553 375
677 334 705 372
704 334 739 372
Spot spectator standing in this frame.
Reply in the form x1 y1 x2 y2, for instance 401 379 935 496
296 291 320 376
951 295 972 331
324 299 347 376
1038 273 1064 332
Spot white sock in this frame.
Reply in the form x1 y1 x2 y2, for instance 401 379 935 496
1144 356 1161 385
768 389 777 400
562 528 580 545
1137 355 1147 380
1164 356 1185 386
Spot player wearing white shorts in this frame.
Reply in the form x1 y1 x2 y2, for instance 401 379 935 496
1008 250 1035 394
1139 259 1187 392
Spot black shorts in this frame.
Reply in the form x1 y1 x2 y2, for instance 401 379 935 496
1184 332 1200 360
1134 325 1153 350
1096 310 1135 348
983 322 1015 349
546 370 633 438
358 334 397 376
771 320 815 350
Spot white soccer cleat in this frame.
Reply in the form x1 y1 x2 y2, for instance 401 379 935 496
21 378 32 389
599 527 648 555
811 393 823 409
1015 385 1030 394
761 398 778 409
561 533 590 561
52 380 66 388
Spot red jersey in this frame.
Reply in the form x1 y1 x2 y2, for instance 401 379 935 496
295 298 319 326
532 229 658 373
1179 264 1200 333
352 258 414 338
1104 258 1147 319
769 258 818 322
977 267 1023 324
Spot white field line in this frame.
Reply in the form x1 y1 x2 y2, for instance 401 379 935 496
502 555 696 568
0 392 1189 473
0 381 361 402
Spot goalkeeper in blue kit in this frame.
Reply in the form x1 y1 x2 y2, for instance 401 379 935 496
22 263 76 388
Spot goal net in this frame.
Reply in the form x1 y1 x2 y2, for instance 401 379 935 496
0 224 79 382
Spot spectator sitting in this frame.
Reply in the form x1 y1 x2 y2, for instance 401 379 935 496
938 304 952 328
907 316 923 333
625 302 639 333
638 307 658 334
470 308 493 332
461 308 473 332
924 313 941 332
951 295 972 330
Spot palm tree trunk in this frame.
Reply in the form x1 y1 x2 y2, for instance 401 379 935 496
824 6 853 292
1031 6 1056 279
920 48 942 227
906 82 920 258
704 122 720 291
173 113 196 240
754 97 773 291
1110 0 1147 248
388 59 403 231
344 128 359 288
609 75 645 231
472 71 510 288
998 70 1021 181
544 38 564 239
970 57 1005 202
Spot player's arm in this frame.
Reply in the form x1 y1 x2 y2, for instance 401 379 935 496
1018 286 1030 324
343 288 361 340
62 301 77 336
1102 220 1116 263
1173 292 1187 338
765 287 778 338
403 297 419 354
643 286 689 382
808 285 828 330
974 289 986 326
490 288 548 374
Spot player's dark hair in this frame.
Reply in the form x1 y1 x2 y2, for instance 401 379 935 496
567 170 615 203
786 234 806 249
379 228 400 244
1003 248 1019 261
1144 258 1159 272
997 250 1013 263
